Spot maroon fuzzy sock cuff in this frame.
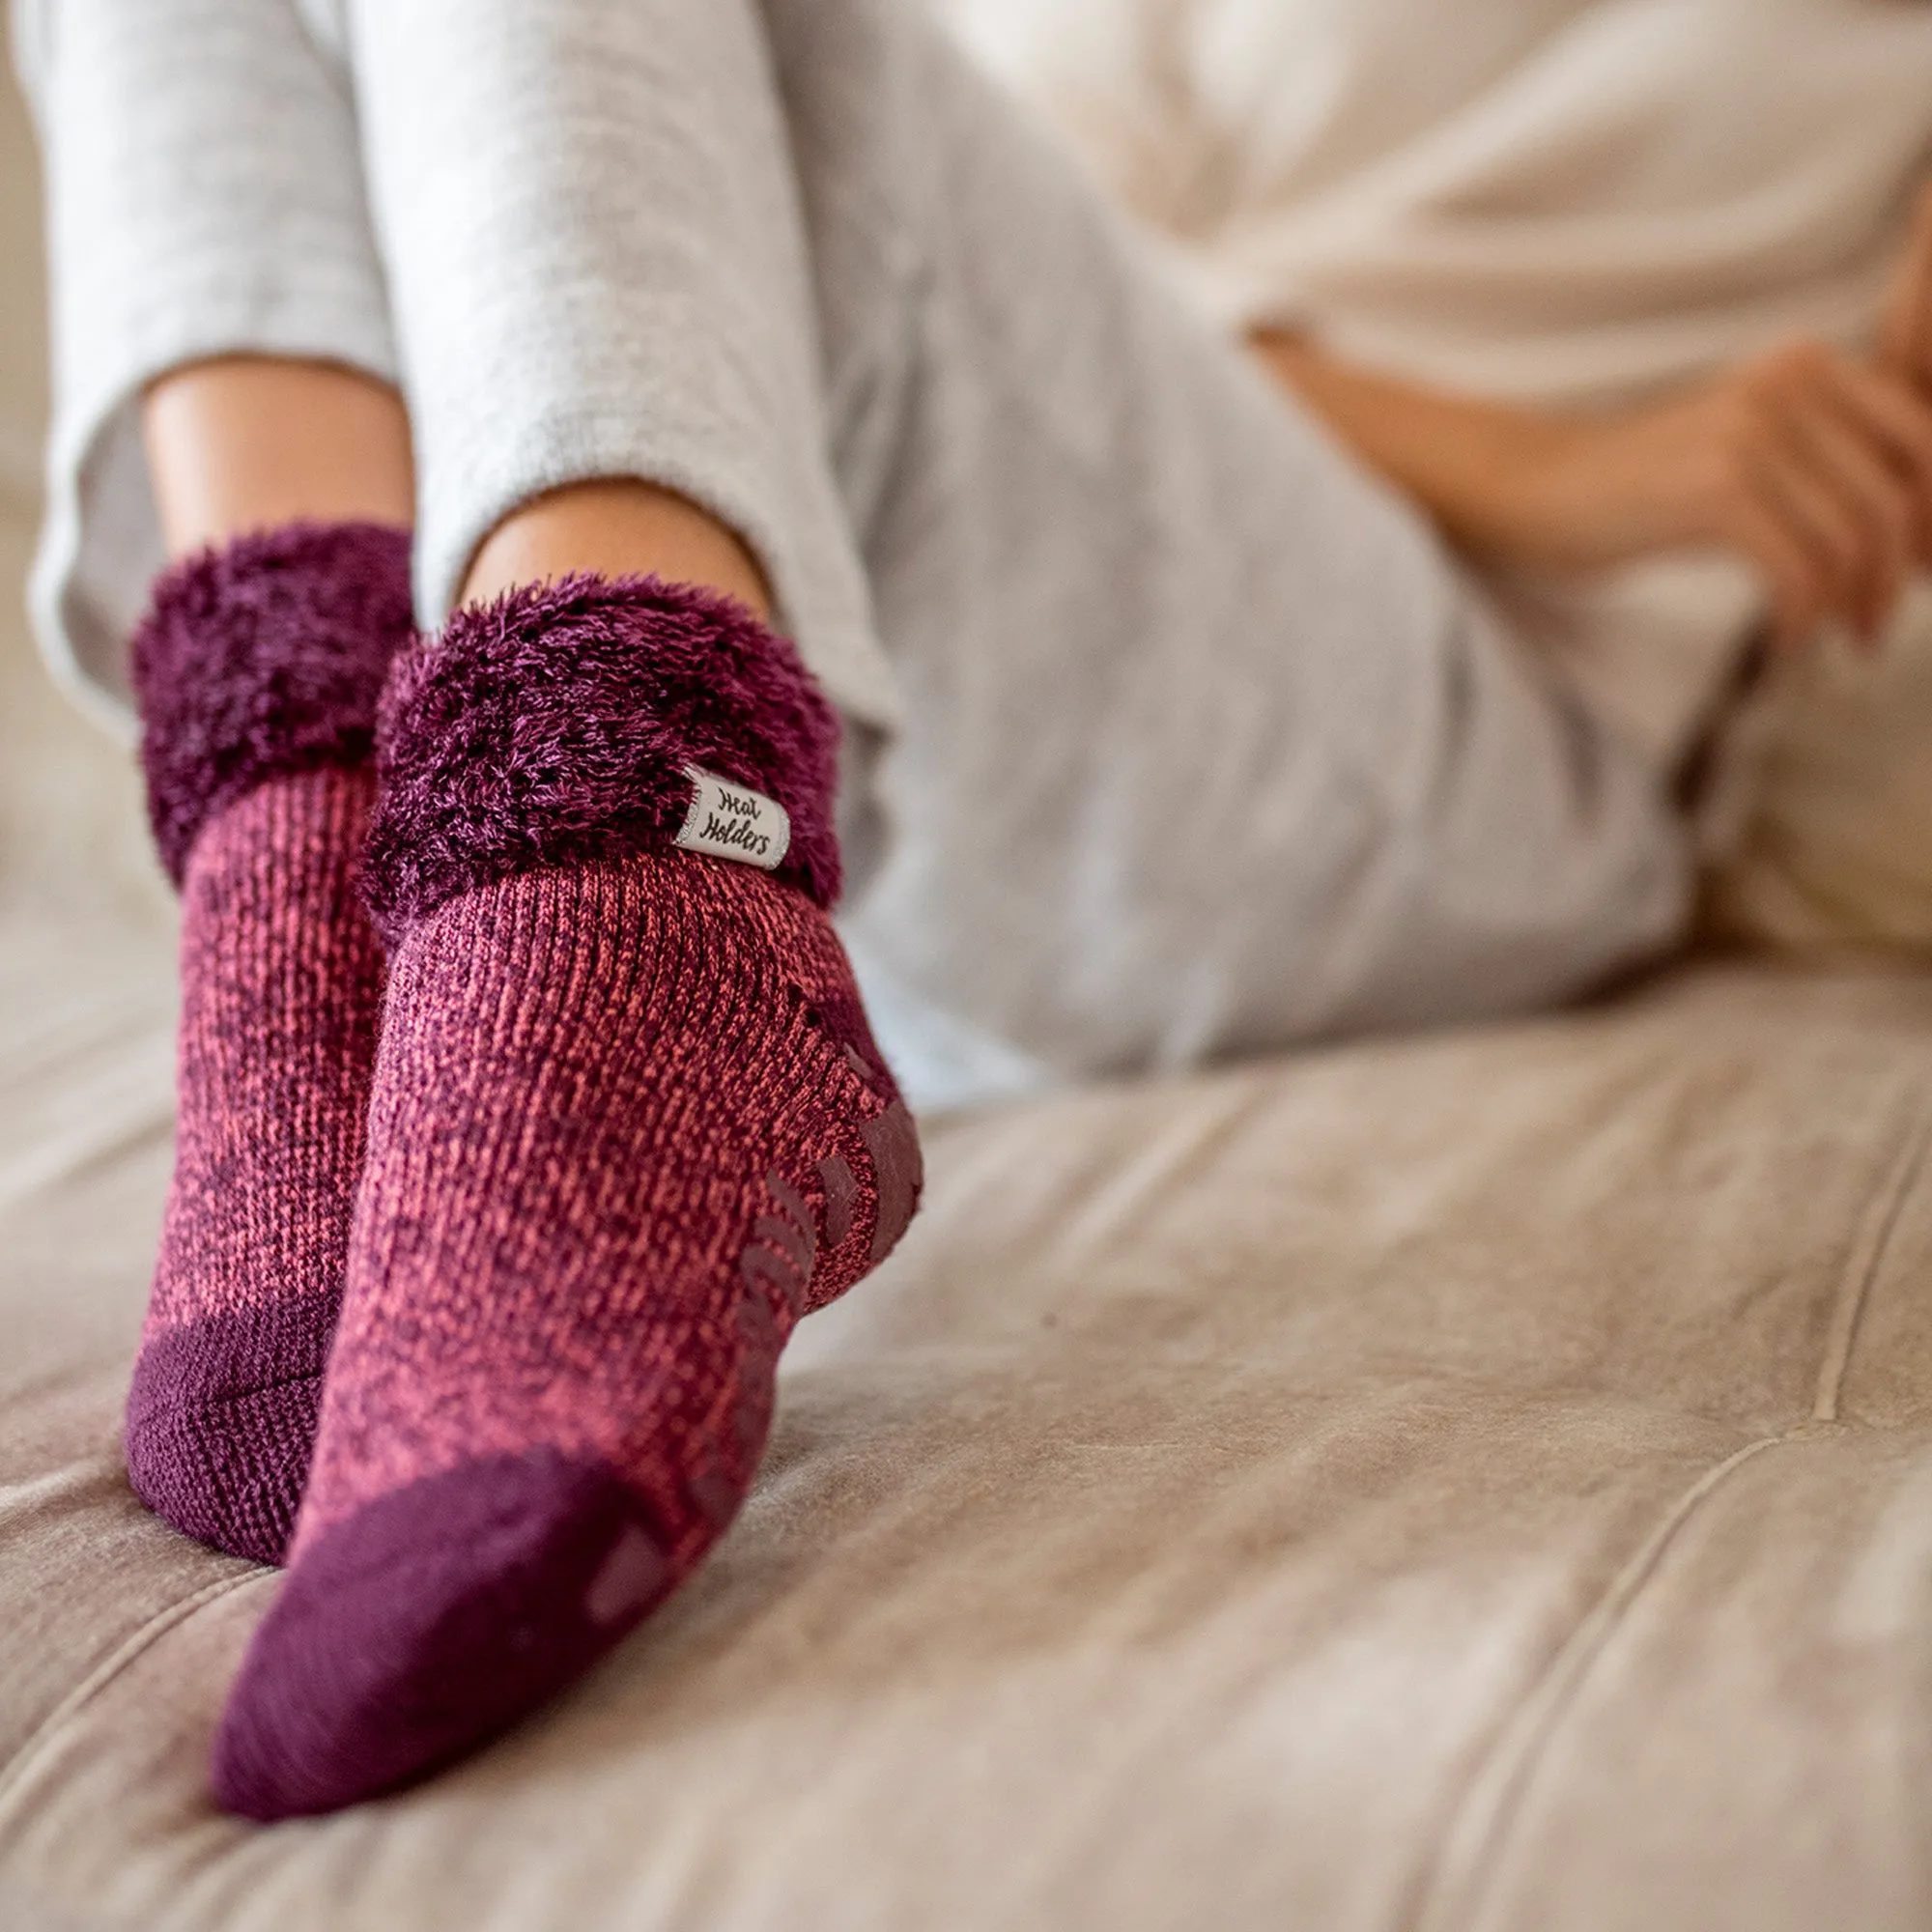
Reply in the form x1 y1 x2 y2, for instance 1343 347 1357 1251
359 575 842 944
133 522 416 887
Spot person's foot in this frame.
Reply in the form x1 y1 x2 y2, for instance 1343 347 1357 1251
125 524 412 1565
210 578 919 1818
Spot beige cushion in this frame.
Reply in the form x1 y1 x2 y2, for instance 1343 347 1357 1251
1707 591 1932 955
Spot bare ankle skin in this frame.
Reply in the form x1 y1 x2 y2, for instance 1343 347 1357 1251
143 352 769 614
144 355 770 623
143 356 417 555
461 478 771 621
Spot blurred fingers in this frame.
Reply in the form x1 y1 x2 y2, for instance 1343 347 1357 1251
1819 358 1932 561
1779 388 1914 639
1751 451 1873 643
1716 490 1829 653
1879 181 1932 394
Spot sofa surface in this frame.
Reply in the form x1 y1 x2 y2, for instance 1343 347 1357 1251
7 824 1932 1932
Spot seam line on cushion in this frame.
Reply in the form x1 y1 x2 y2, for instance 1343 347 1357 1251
1403 1429 1791 1932
0 1571 263 1817
1812 1092 1932 1424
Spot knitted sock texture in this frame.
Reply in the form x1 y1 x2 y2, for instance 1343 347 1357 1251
211 580 921 1820
126 523 413 1565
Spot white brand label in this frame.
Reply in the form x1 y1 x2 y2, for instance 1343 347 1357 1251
673 766 791 870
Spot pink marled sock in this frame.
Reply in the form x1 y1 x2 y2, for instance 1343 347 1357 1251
126 524 413 1564
212 579 920 1819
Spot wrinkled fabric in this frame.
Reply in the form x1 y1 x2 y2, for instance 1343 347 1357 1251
943 0 1932 760
12 0 1688 1104
946 0 1932 893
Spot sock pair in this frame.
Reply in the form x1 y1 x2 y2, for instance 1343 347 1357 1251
126 525 921 1819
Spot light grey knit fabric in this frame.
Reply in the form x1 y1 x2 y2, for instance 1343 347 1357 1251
11 0 1690 1104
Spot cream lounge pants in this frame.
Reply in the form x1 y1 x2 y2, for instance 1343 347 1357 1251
14 0 1690 1107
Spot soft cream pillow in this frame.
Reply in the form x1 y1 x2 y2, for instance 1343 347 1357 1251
1706 586 1932 954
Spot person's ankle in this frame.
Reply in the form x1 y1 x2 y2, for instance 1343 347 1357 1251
460 480 772 620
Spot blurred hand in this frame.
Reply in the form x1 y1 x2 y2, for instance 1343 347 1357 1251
1257 322 1932 652
1879 178 1932 401
1506 341 1932 650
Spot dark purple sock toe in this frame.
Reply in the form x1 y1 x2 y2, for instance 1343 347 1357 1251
210 1448 672 1820
125 1292 340 1565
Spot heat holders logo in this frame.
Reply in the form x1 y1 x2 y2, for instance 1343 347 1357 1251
673 766 792 870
